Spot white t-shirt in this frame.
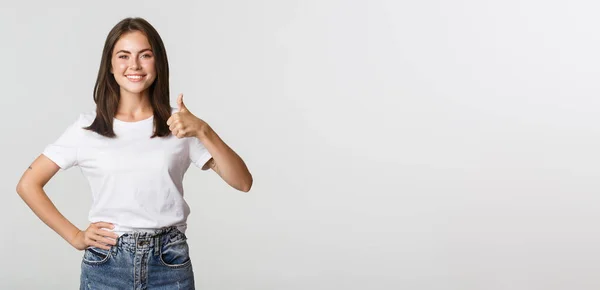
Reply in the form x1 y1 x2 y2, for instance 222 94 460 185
42 108 212 236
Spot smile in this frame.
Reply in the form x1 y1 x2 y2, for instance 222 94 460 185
126 75 146 82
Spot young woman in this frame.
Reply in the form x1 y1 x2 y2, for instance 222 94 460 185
16 17 252 289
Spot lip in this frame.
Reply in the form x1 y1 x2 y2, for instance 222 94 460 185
125 74 146 82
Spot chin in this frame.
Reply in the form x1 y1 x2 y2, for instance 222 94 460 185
119 83 152 95
125 88 150 94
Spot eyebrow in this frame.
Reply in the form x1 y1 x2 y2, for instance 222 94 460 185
115 48 153 54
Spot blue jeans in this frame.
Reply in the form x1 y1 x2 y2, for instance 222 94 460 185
80 226 195 289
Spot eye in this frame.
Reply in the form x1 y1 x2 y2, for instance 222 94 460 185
118 55 128 59
141 54 152 59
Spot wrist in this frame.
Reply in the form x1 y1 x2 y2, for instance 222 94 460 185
68 229 82 246
195 125 213 141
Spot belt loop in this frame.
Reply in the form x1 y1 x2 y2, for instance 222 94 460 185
153 235 160 256
111 236 119 255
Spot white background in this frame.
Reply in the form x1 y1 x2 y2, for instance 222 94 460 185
1 0 599 289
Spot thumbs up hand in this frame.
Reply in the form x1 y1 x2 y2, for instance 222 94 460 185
167 93 209 139
176 93 189 113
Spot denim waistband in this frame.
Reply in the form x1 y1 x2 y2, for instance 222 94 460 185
111 226 185 254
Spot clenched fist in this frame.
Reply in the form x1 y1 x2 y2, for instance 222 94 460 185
167 93 209 139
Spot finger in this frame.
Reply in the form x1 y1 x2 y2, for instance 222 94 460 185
92 222 114 230
90 230 116 242
101 236 117 246
167 113 180 126
89 232 105 242
91 231 117 246
98 229 119 239
168 114 180 128
90 241 111 251
177 93 187 112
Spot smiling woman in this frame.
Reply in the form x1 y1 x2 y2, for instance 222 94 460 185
86 18 170 137
112 32 157 96
15 17 253 290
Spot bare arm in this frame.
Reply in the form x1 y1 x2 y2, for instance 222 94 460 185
166 96 253 192
199 126 253 192
16 155 85 249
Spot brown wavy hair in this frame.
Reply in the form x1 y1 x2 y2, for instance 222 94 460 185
84 17 171 138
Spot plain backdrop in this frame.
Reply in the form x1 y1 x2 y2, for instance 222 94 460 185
1 0 599 289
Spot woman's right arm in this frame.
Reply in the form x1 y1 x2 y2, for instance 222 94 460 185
15 154 117 251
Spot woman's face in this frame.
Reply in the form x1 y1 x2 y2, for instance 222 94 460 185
111 31 157 96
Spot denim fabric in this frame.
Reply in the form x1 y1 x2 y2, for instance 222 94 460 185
80 226 195 289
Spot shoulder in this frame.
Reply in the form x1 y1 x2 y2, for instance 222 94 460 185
78 110 97 126
64 110 97 130
60 110 96 134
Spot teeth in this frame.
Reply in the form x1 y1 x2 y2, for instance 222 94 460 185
127 75 143 80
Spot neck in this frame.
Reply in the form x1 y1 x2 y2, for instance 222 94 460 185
117 89 153 116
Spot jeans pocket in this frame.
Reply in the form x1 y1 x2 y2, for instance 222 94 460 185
159 238 191 268
82 247 111 265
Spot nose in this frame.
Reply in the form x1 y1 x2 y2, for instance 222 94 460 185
129 57 141 70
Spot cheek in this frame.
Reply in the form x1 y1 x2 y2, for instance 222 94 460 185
143 60 156 73
144 65 157 82
111 61 127 73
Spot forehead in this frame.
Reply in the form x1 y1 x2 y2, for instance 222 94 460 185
113 31 151 53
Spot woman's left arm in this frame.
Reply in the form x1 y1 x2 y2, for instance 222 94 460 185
196 126 253 192
167 94 253 192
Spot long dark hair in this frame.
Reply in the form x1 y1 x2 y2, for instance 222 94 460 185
84 17 171 138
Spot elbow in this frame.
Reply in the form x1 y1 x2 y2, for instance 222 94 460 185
16 180 41 196
16 181 28 196
240 175 253 193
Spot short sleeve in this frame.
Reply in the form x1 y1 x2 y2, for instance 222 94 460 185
189 136 212 169
42 115 83 170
